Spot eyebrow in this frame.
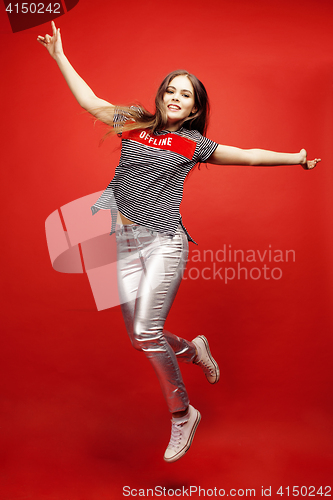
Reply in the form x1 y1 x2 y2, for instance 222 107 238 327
167 85 193 94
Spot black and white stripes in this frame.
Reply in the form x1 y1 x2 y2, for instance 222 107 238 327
91 110 218 245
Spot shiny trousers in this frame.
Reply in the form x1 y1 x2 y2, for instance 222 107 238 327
115 222 197 413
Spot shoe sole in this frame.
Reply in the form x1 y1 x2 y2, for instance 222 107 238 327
163 410 201 463
197 335 220 384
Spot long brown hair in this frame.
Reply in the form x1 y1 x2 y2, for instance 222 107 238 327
96 70 211 138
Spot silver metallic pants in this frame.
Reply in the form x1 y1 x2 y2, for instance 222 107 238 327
115 221 197 413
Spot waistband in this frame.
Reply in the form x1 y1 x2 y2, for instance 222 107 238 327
115 222 155 235
113 220 199 243
115 222 183 237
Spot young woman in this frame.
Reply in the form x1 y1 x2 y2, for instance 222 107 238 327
37 21 321 463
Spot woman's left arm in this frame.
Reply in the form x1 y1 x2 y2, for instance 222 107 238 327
207 145 321 170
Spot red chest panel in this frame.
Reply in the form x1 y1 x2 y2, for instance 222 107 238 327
122 129 197 160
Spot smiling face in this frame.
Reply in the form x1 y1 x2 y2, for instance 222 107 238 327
162 75 197 131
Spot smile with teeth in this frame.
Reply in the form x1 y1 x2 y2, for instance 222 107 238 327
168 104 181 110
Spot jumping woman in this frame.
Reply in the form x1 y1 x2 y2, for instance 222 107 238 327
37 21 321 463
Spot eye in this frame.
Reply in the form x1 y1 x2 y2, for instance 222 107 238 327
166 89 174 94
182 94 190 98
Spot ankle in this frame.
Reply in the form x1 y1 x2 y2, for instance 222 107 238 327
172 407 189 419
192 341 200 362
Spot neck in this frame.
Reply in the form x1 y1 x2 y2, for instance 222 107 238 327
166 123 182 132
165 118 185 132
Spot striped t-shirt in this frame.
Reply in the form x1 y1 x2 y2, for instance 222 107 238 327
91 111 218 245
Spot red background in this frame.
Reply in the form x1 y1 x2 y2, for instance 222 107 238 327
0 0 332 498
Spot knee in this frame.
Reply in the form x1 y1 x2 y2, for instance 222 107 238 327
132 320 159 352
130 330 143 351
131 320 147 351
130 337 142 351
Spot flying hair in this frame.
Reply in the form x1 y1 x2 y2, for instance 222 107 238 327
92 70 211 139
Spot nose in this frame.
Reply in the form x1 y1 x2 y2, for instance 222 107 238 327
172 95 180 101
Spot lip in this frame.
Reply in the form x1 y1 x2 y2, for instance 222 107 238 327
168 104 181 110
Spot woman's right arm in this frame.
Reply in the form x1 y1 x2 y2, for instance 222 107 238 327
37 21 114 123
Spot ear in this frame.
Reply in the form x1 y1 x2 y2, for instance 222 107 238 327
191 106 197 115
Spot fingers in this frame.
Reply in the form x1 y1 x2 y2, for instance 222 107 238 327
306 158 321 170
312 158 321 166
51 20 61 42
37 22 57 44
41 34 51 44
37 35 48 45
301 157 320 170
38 33 52 44
55 26 61 42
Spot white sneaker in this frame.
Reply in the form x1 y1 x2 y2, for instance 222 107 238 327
163 405 201 463
192 335 220 384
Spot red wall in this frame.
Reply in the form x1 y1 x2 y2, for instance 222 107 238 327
0 0 332 498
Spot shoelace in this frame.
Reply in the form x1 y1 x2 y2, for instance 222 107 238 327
200 359 215 375
168 420 188 451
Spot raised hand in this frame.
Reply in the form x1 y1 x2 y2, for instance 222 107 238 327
37 21 63 60
299 148 321 170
